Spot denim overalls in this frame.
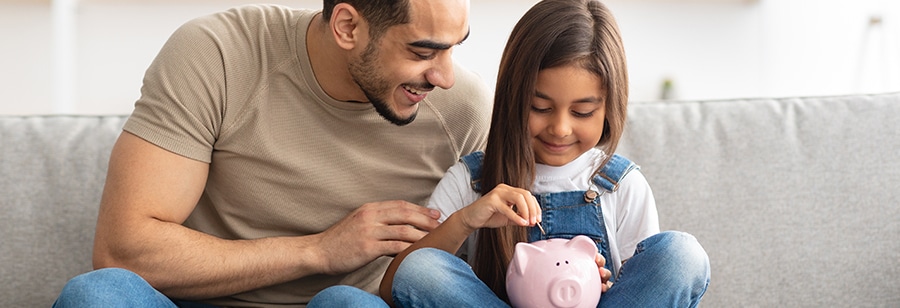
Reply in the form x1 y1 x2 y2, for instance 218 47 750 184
461 151 638 279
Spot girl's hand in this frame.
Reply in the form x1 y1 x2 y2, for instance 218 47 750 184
596 253 613 293
456 184 541 230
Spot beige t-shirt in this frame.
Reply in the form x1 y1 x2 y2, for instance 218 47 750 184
123 4 492 307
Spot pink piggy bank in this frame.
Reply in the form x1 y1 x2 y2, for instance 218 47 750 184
506 235 602 308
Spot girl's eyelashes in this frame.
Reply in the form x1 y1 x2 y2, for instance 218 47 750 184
573 110 595 118
531 106 552 113
531 106 597 118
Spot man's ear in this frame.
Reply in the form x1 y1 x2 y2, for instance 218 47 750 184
329 3 364 51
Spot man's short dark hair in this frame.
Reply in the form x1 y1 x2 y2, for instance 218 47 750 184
322 0 411 40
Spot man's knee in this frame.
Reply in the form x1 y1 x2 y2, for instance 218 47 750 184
60 268 148 295
54 268 164 308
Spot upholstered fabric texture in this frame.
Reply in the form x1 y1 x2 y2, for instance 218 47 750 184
1 92 898 306
1 115 127 307
618 92 900 306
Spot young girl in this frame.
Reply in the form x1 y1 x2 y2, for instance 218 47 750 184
378 0 710 307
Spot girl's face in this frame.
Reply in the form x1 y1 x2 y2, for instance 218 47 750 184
529 65 607 166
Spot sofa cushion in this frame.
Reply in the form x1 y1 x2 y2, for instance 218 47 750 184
618 92 900 307
0 115 127 307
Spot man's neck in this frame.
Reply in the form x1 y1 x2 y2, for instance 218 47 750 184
305 14 365 102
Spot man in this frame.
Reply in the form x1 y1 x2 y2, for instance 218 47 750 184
53 0 491 307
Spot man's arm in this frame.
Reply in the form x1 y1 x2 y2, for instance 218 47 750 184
92 132 440 300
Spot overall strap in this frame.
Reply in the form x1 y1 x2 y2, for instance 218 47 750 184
463 151 638 194
591 154 639 193
460 151 485 193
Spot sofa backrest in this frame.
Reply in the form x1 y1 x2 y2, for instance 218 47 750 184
1 115 127 307
617 92 900 307
2 92 899 307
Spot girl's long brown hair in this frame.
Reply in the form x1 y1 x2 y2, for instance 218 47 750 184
473 0 629 301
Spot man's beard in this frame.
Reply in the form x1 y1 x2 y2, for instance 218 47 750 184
349 42 417 126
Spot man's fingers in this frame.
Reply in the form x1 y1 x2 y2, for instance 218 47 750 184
365 201 441 231
395 209 441 231
371 225 429 257
377 224 429 243
375 240 415 258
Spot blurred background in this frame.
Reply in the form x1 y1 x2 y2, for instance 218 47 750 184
1 0 898 115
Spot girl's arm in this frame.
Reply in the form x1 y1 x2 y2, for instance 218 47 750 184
613 170 660 262
379 184 541 305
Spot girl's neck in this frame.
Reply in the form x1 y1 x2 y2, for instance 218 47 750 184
532 148 604 195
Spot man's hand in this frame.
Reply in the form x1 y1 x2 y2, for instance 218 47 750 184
314 200 441 275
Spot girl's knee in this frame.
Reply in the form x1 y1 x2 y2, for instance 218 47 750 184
391 248 496 306
640 231 710 280
394 248 471 293
309 285 387 308
645 231 705 256
662 231 711 299
665 231 709 268
613 232 711 306
396 248 459 281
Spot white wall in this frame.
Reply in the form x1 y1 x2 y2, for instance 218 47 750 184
608 0 899 101
1 3 55 115
1 0 898 115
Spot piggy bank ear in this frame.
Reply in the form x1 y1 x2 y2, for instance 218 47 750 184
566 235 599 256
511 242 545 276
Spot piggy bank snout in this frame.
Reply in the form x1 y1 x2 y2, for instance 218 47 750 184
549 277 583 308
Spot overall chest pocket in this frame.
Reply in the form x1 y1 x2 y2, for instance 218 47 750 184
528 191 613 274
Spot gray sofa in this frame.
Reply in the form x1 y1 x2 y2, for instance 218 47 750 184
2 92 899 307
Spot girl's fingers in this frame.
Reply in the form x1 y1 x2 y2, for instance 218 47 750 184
595 253 606 267
509 190 539 225
505 207 529 226
516 192 541 225
529 194 542 223
514 192 531 223
488 184 543 226
513 189 543 225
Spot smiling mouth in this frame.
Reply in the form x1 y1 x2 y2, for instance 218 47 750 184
401 84 434 104
402 84 431 95
540 140 573 152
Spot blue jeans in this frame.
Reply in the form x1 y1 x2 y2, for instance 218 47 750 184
53 268 215 308
312 231 710 307
307 285 389 308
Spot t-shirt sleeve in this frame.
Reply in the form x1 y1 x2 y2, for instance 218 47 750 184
428 160 482 260
123 13 229 163
612 169 660 261
427 161 479 223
